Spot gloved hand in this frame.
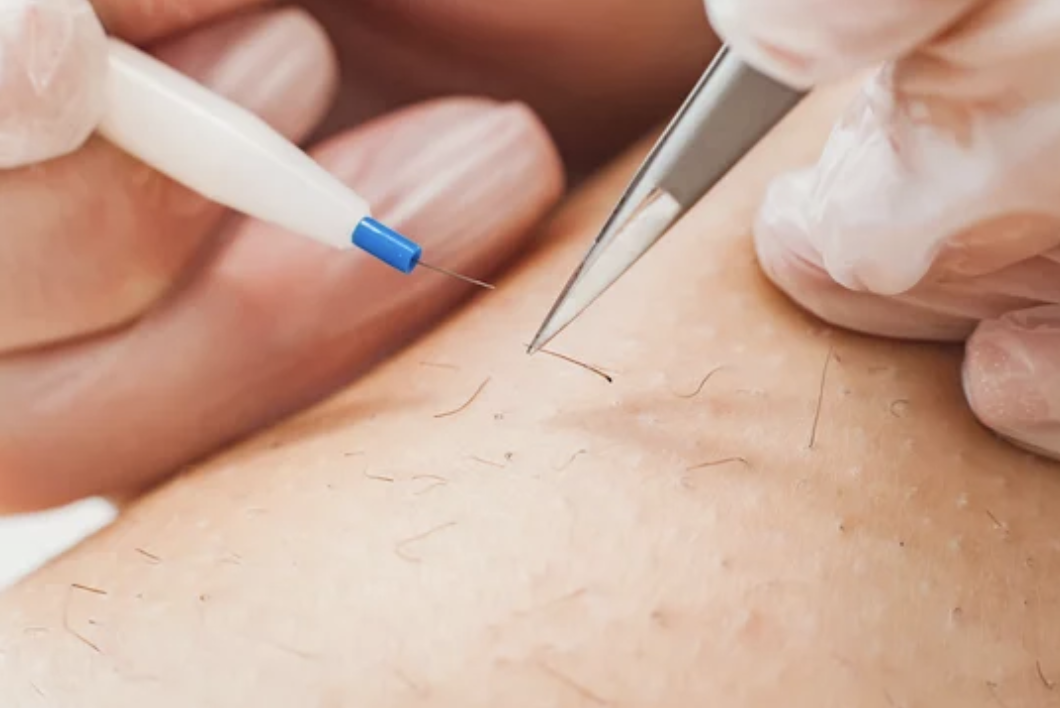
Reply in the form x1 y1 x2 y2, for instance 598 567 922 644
705 0 1060 458
0 0 712 511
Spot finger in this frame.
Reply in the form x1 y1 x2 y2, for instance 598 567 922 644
0 0 276 169
0 0 108 167
305 0 717 176
754 162 1060 341
963 305 1060 460
753 60 1060 302
897 0 1060 103
753 165 979 342
0 7 337 352
702 0 980 86
0 98 565 512
93 0 266 43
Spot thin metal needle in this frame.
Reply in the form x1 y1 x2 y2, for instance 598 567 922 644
418 260 496 290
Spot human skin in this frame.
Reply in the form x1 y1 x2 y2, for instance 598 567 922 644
1 0 714 510
2 84 1059 708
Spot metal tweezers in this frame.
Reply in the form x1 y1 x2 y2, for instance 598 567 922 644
528 46 806 354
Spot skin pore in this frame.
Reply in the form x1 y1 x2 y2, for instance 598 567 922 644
2 85 1060 707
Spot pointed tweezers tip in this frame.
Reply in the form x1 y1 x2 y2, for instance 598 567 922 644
526 325 554 355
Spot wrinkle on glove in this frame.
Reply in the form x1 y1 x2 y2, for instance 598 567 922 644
0 0 107 169
706 0 1060 458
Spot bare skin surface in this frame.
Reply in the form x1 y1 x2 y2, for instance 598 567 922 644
2 85 1060 708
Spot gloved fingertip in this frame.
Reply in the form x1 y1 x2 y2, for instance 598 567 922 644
703 0 983 89
754 170 974 341
765 72 949 299
963 311 1060 461
0 0 109 169
703 0 820 88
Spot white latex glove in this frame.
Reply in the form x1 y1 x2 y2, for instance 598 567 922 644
705 0 1060 458
0 0 108 168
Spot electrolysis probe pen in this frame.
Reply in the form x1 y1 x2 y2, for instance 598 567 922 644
97 37 489 288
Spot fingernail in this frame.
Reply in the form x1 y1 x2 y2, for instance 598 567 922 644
154 8 337 140
329 100 565 256
964 313 1060 457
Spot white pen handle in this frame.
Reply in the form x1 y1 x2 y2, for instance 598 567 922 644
97 38 367 250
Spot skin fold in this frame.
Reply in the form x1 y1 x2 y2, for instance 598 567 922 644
2 84 1058 708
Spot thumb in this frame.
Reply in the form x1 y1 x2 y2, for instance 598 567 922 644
0 0 108 168
702 0 979 87
964 306 1060 460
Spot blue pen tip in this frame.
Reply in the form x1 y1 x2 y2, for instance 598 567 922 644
351 217 422 274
